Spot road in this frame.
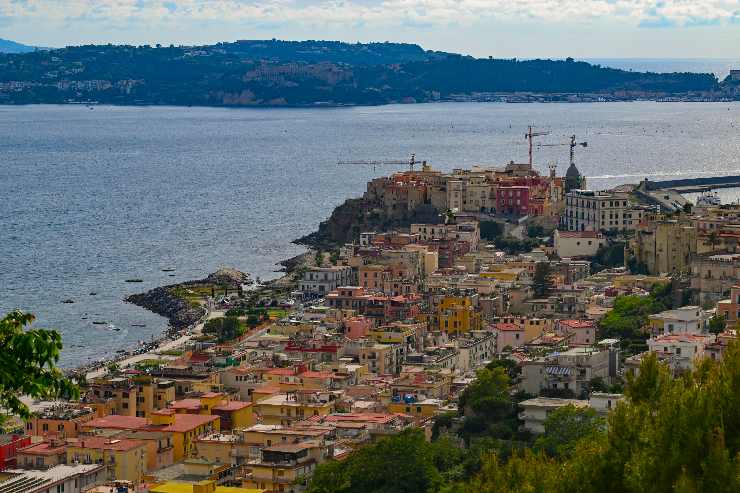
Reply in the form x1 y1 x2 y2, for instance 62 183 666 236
86 309 224 379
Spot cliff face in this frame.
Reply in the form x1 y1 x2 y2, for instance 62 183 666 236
295 198 440 248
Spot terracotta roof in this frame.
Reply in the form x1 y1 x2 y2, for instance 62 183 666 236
212 401 252 412
68 436 146 451
84 413 218 434
559 319 595 329
493 322 522 331
300 371 334 379
169 398 202 411
84 415 147 430
18 441 67 456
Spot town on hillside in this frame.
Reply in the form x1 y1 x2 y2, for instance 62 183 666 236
2 141 739 493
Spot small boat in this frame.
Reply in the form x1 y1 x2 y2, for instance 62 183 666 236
131 324 147 328
125 278 144 283
161 268 176 272
62 299 75 304
89 292 97 296
92 321 107 325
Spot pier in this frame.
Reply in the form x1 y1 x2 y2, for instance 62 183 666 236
642 175 740 193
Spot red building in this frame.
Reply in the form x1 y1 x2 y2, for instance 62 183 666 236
0 434 32 470
496 186 530 216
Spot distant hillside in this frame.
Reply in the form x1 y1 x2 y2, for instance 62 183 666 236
0 38 37 54
0 40 733 106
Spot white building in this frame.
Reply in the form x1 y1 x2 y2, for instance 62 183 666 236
563 189 647 232
519 347 616 397
410 221 480 252
299 266 353 297
648 306 711 335
646 333 714 372
455 331 496 372
554 230 606 258
518 393 625 434
518 397 590 434
589 392 625 416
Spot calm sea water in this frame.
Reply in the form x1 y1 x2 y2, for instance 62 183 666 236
585 58 740 79
1 102 739 367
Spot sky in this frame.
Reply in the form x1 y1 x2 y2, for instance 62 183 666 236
1 1 739 59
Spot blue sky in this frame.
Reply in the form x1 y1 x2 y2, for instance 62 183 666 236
1 1 739 58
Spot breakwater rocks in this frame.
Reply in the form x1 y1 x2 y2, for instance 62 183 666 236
126 286 205 330
125 268 249 330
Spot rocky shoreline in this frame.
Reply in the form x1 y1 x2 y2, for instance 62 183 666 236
124 268 251 330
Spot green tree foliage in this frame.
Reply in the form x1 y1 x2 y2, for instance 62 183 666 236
526 224 546 238
708 313 726 334
591 242 625 272
532 262 554 297
598 283 672 349
444 344 740 493
479 221 504 241
0 311 79 421
534 405 604 458
306 429 443 493
203 316 245 342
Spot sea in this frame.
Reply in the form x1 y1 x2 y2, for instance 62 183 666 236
1 101 739 367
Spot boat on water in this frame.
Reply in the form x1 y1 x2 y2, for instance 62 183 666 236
161 268 176 272
131 323 147 328
92 321 107 325
125 278 144 283
697 190 721 207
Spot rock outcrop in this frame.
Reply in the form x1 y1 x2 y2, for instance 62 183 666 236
295 198 439 248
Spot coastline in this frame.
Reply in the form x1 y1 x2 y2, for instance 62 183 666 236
74 252 311 380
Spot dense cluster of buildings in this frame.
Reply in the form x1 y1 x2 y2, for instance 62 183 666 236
4 160 740 493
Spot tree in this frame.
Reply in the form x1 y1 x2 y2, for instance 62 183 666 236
458 367 511 419
708 313 726 335
532 262 554 297
203 316 244 342
307 429 442 493
479 221 504 241
0 311 79 422
534 405 604 458
314 249 324 267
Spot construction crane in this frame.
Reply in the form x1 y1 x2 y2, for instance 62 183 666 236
525 126 550 168
338 153 422 172
538 135 588 167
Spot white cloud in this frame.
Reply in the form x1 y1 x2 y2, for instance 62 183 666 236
1 0 738 29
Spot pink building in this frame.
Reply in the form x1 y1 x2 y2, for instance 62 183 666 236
558 319 597 346
345 316 373 340
493 322 525 353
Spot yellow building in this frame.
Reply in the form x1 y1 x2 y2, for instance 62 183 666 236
243 442 326 493
66 436 148 483
150 480 262 493
252 392 334 426
169 392 254 431
81 410 220 463
368 323 419 346
388 398 443 418
85 375 176 418
431 296 482 335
